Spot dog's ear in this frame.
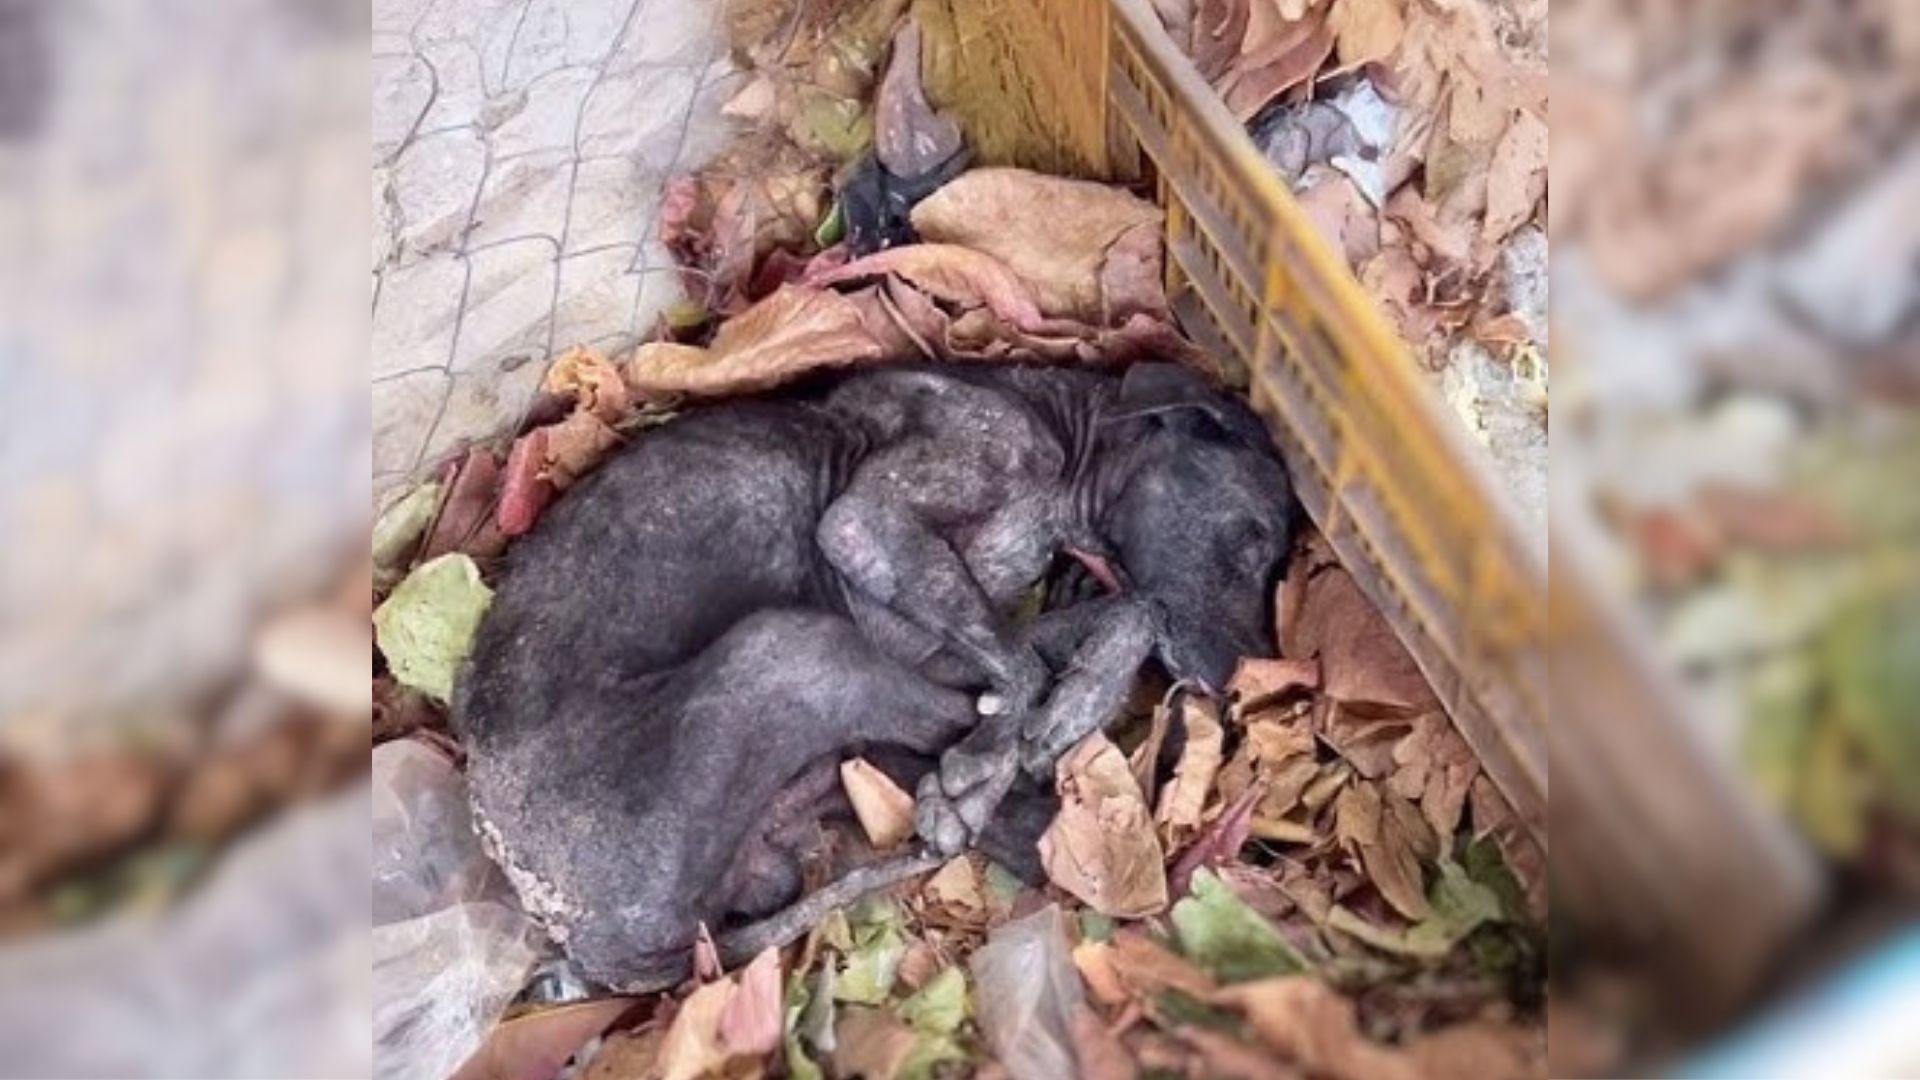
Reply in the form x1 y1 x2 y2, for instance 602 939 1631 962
1105 363 1268 445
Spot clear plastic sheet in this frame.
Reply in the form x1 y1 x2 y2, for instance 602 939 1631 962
372 741 546 1080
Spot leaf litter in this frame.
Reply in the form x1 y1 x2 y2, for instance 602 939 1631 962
365 1 1548 1075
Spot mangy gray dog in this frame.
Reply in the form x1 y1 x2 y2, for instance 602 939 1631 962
454 362 1295 989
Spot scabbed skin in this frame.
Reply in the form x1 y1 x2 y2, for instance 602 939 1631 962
454 363 1294 988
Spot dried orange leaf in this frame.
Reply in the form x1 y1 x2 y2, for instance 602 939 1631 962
658 978 736 1080
719 947 784 1057
1228 656 1322 711
1039 735 1169 917
1328 0 1404 67
840 758 916 849
542 346 632 424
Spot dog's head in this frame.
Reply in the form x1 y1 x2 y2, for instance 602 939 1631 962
1100 364 1296 689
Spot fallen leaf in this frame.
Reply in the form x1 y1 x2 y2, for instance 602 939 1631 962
421 448 505 561
1178 1025 1302 1080
1105 929 1220 1000
1333 780 1431 920
1170 869 1308 982
874 18 963 180
372 553 493 703
372 480 443 583
1156 694 1225 845
831 1006 920 1080
1228 656 1322 711
1072 941 1128 1006
626 284 891 398
1480 108 1546 248
578 1025 667 1080
1215 976 1416 1080
1328 0 1404 68
540 410 622 489
1295 171 1379 269
909 168 1166 324
448 998 635 1080
1408 1020 1546 1080
496 428 553 538
542 346 633 425
841 758 915 849
898 966 970 1035
659 978 737 1080
1168 779 1267 897
1280 543 1438 712
1388 713 1479 840
921 856 987 921
814 242 1049 331
1190 0 1252 82
721 947 785 1057
1217 12 1335 121
1069 1005 1138 1080
835 898 908 1005
1326 858 1500 958
1039 734 1169 918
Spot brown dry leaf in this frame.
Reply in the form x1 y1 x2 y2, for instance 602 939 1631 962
1228 656 1322 712
1191 0 1253 82
579 1026 668 1080
496 428 554 538
1468 776 1546 922
1107 929 1220 999
1169 778 1267 896
1155 694 1225 845
841 757 915 849
831 1006 920 1080
1480 107 1546 249
922 856 988 921
626 285 891 398
1039 734 1169 918
1217 11 1335 121
1388 713 1478 840
1295 172 1379 270
541 410 623 489
1328 0 1404 68
1333 780 1430 920
1280 543 1438 712
448 999 636 1080
658 977 737 1080
421 447 506 562
1070 1005 1139 1080
813 243 1048 330
542 346 633 425
720 947 784 1057
909 168 1166 325
1216 976 1417 1080
1407 1020 1546 1080
1178 1026 1303 1080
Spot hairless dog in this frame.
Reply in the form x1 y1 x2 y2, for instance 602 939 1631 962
454 362 1295 990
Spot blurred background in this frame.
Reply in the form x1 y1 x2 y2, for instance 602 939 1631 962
0 0 372 1075
1550 0 1920 1074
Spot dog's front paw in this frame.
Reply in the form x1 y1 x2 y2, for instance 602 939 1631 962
914 739 1018 855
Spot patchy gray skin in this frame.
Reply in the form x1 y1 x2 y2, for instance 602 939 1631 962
454 363 1295 989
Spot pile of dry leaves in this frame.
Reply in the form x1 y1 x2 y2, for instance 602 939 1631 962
1154 0 1547 369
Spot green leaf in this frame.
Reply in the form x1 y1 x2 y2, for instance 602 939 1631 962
372 481 444 578
373 553 493 702
799 95 872 161
899 1033 967 1080
983 862 1025 904
1461 836 1526 924
1330 857 1504 960
1078 910 1115 944
1152 989 1250 1038
835 898 908 1005
898 967 970 1036
1169 869 1307 983
784 966 826 1080
814 200 846 248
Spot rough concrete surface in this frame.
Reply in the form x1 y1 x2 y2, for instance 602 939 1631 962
372 0 738 499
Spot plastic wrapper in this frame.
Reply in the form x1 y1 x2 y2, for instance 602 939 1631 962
968 904 1084 1080
373 741 546 1080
